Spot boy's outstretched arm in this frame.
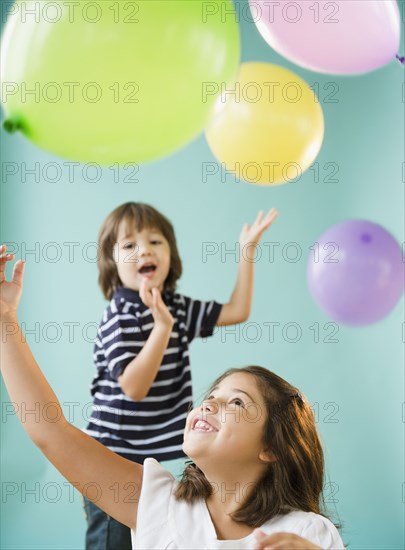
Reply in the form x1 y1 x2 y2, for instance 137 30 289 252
0 246 141 530
216 208 279 326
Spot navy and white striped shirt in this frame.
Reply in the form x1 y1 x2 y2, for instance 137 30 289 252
84 287 222 462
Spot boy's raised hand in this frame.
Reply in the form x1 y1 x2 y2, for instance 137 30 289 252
0 244 25 318
139 278 174 330
239 208 279 254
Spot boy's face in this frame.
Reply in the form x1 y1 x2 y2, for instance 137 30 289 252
113 222 171 292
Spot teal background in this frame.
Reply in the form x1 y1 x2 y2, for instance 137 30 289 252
1 1 404 549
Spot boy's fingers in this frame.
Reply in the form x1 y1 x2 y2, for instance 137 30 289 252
252 211 263 227
261 209 279 229
257 210 264 220
247 209 278 236
266 208 279 222
151 287 161 307
140 280 152 306
12 260 25 287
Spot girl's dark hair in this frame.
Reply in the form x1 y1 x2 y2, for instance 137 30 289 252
175 366 328 527
97 202 182 300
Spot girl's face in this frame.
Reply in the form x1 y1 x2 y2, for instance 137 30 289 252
114 221 171 292
183 372 272 470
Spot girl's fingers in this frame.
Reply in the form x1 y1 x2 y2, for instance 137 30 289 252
258 533 319 550
253 529 266 549
12 260 25 287
0 246 16 284
0 252 15 264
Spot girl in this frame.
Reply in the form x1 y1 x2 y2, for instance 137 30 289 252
83 203 277 548
0 248 344 550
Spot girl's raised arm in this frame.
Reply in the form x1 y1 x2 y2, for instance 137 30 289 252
0 246 142 529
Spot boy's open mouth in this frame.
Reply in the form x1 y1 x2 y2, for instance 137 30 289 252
139 264 156 274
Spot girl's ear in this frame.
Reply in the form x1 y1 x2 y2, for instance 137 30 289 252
258 449 277 464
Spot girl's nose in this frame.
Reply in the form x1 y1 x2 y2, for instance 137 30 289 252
201 400 218 415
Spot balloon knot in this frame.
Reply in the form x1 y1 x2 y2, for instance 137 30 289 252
396 54 405 65
3 119 21 134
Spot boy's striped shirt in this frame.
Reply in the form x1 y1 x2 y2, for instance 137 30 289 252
84 287 222 462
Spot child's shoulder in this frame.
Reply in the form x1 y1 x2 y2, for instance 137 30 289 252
163 290 186 306
261 511 343 549
101 288 144 320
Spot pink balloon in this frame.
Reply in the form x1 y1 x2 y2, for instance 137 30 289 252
249 0 401 74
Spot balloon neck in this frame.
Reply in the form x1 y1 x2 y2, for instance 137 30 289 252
3 118 22 134
395 54 405 65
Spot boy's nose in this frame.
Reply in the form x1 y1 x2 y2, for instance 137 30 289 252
138 243 152 255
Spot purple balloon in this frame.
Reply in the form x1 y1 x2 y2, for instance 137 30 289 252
307 220 404 325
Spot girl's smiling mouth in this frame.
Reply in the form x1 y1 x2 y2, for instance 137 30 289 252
192 416 219 433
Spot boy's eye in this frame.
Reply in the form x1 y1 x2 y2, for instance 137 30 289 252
123 243 136 250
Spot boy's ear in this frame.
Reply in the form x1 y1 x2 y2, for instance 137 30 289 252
259 449 277 464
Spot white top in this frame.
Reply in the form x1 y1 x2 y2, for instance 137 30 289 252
131 458 345 550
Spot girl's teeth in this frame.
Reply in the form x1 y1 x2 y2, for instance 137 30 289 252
194 420 215 432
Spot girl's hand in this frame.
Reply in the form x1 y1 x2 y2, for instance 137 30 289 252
0 245 25 319
139 279 174 330
254 530 321 550
239 208 278 261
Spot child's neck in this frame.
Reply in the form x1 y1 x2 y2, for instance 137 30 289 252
206 493 254 541
198 461 266 539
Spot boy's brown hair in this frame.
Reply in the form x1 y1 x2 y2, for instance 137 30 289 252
98 202 182 300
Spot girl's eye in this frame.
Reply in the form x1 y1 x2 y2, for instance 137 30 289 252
123 243 136 250
150 240 161 245
230 398 245 408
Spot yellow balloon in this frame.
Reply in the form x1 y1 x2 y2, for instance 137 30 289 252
205 63 324 185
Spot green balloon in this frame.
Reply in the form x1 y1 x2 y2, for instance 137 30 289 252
1 1 240 164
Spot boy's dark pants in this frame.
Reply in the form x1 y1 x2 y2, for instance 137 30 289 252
83 496 132 550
